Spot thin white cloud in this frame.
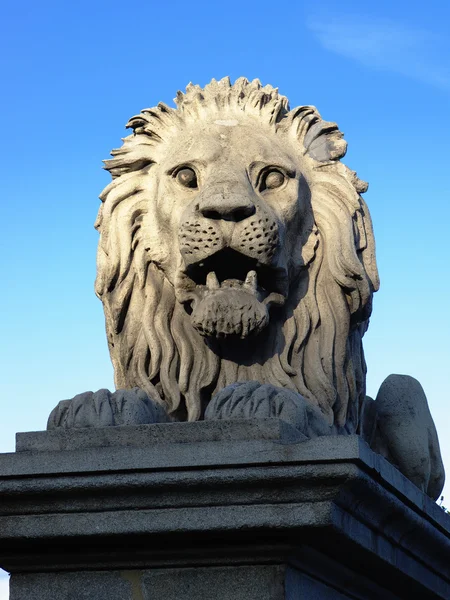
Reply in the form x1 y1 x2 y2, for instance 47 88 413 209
307 15 450 91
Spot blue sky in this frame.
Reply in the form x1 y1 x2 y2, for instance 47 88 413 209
1 0 449 589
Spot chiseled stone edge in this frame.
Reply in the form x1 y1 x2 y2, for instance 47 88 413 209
16 418 305 453
0 429 449 596
2 428 449 535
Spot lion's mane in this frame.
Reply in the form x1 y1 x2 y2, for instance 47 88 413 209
95 77 379 430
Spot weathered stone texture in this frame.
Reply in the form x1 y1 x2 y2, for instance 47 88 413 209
1 422 449 599
45 77 444 499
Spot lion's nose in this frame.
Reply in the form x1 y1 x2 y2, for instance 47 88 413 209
198 193 256 222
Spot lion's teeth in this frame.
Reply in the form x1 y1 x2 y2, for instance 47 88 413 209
244 270 257 290
206 271 220 289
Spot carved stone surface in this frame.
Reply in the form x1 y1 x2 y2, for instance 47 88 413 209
204 382 331 439
48 388 170 429
46 77 445 499
1 423 450 599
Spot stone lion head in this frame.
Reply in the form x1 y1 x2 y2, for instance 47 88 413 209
95 77 379 428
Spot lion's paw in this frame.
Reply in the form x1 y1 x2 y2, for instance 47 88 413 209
370 374 445 500
47 388 170 430
205 381 331 439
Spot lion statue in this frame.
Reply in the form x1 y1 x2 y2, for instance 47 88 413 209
48 77 444 499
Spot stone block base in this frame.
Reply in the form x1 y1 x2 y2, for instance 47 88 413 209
9 564 391 600
1 419 449 599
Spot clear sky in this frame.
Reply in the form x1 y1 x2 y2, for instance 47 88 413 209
1 0 449 592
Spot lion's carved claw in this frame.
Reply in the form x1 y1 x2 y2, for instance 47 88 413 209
47 388 170 430
204 381 332 439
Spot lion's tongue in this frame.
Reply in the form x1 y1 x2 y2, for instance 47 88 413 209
191 283 269 339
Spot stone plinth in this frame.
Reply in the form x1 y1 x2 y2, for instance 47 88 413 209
0 419 449 599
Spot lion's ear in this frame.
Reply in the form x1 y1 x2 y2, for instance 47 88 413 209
285 106 347 163
285 106 370 197
303 119 348 162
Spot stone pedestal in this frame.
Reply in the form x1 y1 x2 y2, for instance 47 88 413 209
0 419 449 599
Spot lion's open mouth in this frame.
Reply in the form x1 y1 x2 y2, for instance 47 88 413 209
185 248 287 305
174 249 288 339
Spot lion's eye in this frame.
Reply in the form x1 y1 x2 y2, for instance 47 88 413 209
176 167 198 189
263 170 285 190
